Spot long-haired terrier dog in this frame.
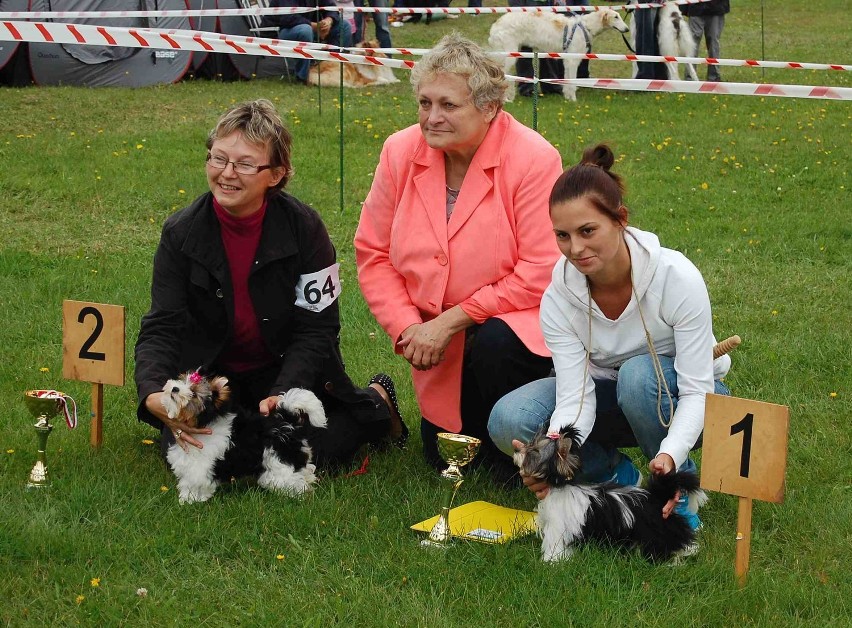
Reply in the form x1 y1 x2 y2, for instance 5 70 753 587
514 425 700 562
161 370 327 504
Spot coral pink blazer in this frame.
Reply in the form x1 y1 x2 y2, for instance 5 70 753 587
354 111 563 431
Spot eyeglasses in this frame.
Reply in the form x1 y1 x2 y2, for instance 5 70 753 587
206 153 272 175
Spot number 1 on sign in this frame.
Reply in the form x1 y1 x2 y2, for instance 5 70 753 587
729 413 754 478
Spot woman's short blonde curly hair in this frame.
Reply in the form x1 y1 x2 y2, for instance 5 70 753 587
410 32 508 111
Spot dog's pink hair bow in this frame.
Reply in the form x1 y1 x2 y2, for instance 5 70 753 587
547 432 561 441
189 371 203 385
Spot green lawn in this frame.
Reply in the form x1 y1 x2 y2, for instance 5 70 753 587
0 1 849 625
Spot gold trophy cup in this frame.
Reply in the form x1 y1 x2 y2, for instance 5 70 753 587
421 433 482 547
24 390 68 488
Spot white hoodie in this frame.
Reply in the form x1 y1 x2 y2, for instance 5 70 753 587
541 227 731 469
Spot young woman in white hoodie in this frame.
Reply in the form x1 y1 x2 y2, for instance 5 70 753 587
488 144 731 529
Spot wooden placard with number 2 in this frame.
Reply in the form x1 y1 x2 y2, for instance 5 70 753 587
62 300 125 447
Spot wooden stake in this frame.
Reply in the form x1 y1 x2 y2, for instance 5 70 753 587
91 382 103 448
735 496 753 587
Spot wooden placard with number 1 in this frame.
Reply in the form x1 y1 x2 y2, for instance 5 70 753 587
62 300 125 448
701 393 790 587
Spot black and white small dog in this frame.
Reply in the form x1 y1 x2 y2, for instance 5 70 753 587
514 425 700 562
161 370 327 504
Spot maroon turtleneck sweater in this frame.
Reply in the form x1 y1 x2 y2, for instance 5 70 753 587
213 198 275 373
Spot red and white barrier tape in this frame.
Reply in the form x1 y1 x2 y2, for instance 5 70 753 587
522 76 852 100
86 24 852 75
0 1 713 20
347 46 850 72
2 20 849 100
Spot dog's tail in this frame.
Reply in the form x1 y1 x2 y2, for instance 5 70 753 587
647 470 701 502
277 388 328 429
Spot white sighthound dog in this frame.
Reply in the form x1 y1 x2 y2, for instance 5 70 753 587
488 8 629 102
629 1 699 80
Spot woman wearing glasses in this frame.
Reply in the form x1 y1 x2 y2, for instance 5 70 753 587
135 99 406 467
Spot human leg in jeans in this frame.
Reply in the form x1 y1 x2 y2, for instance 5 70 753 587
488 376 628 483
277 23 314 82
354 0 392 48
489 354 731 483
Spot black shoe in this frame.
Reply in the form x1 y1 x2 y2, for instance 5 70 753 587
518 84 535 97
369 373 409 449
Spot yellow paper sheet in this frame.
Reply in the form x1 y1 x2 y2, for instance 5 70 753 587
411 501 537 544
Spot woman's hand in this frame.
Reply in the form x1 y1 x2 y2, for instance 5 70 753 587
513 439 550 499
145 392 211 452
259 396 279 416
649 453 678 518
397 321 451 371
396 306 474 371
521 473 551 500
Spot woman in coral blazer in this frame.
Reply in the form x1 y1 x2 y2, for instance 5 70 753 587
354 34 563 480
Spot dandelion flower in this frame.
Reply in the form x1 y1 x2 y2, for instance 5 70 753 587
160 486 169 492
829 392 838 398
276 554 285 560
40 367 49 373
91 578 100 587
141 439 154 445
6 449 14 454
76 595 85 605
700 182 709 190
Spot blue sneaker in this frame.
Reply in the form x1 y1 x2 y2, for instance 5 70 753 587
674 490 702 531
610 455 643 487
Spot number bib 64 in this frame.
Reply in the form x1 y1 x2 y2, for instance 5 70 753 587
294 264 341 313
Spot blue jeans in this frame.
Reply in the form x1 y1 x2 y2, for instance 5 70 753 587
488 354 731 481
354 0 392 49
277 23 314 81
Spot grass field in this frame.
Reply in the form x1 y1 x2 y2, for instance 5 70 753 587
0 1 850 625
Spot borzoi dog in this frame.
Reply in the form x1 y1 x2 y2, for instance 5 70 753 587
629 1 699 80
488 8 629 102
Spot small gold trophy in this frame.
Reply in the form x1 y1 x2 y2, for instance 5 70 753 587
24 390 68 488
421 433 482 547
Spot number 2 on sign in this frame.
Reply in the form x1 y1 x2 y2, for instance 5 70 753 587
729 413 754 478
77 306 106 361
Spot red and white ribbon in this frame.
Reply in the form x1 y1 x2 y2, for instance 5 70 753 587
0 2 715 20
521 76 852 100
34 390 78 429
2 20 849 100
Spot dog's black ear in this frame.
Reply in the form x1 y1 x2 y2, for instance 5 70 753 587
209 376 230 408
559 424 582 447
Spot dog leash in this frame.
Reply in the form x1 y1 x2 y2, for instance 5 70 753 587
562 20 593 55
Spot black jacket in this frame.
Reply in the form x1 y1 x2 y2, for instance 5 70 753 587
135 191 367 429
261 0 340 30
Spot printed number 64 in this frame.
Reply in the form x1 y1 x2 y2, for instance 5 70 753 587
303 275 337 305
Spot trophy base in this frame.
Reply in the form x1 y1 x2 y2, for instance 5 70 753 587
26 461 49 488
419 538 451 549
